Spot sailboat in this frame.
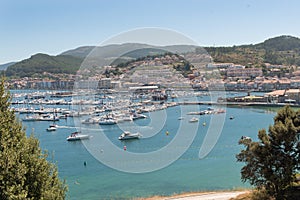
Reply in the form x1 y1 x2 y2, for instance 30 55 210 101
46 109 58 131
67 101 89 141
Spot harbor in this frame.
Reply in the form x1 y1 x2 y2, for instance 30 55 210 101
10 89 278 199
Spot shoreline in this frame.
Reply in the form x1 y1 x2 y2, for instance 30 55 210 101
136 189 250 200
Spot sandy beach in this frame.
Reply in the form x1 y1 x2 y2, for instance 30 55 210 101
138 190 249 200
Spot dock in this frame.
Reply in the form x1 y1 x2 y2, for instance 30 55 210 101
178 101 300 107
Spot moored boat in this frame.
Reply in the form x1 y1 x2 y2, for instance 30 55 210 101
189 117 199 123
82 117 100 124
22 115 42 121
99 118 117 125
118 131 142 140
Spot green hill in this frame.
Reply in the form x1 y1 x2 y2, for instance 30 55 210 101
6 44 197 78
5 54 83 77
256 35 300 51
0 62 16 71
6 35 300 78
204 35 300 66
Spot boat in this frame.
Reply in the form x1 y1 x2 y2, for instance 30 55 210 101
99 118 117 125
132 113 147 120
39 114 59 121
241 136 251 140
66 132 89 141
22 115 42 121
178 116 184 120
189 117 199 123
46 124 57 131
118 131 142 140
82 117 99 124
116 115 133 123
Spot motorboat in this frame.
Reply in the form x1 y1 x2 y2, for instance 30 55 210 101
118 131 142 140
99 118 117 125
241 136 251 140
46 124 57 131
132 113 147 120
39 114 59 121
66 132 89 141
189 117 199 123
22 115 42 121
116 115 133 123
82 117 99 124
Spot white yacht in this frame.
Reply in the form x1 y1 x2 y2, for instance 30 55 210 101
66 132 89 141
189 117 199 123
99 118 117 125
46 124 57 131
118 131 142 140
82 117 100 124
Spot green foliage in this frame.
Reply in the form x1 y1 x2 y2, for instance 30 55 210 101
204 35 300 67
237 106 300 200
259 35 300 51
0 78 67 199
5 53 83 78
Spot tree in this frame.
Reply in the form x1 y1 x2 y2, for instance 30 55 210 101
237 106 300 199
0 78 67 199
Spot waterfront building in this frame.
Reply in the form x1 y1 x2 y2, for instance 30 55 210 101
98 78 112 89
285 89 300 104
264 90 285 103
265 89 300 104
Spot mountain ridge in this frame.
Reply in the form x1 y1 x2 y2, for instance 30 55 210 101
0 62 16 71
5 35 300 77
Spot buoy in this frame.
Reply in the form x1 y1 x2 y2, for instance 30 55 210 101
123 145 127 151
203 122 206 126
84 161 87 167
166 131 169 136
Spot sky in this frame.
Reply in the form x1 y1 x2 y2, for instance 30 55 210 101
1 0 300 64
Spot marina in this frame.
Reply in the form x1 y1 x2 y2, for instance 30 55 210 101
11 89 278 199
4 1 300 199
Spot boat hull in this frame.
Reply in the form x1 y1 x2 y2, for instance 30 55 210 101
67 134 89 141
118 136 140 140
118 132 141 140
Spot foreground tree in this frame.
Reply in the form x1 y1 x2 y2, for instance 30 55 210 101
237 106 300 199
0 79 67 199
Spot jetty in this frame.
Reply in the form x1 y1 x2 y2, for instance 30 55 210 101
178 101 300 107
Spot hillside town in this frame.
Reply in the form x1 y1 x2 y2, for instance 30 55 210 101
7 55 300 93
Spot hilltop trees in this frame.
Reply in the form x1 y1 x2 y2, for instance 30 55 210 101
0 78 67 199
237 106 300 199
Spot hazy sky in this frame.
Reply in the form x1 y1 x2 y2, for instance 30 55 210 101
1 0 300 64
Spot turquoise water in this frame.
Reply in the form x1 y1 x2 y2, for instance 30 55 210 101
19 103 275 199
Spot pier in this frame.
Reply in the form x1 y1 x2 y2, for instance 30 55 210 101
178 101 300 107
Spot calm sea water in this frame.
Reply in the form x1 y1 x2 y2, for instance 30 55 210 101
15 91 276 199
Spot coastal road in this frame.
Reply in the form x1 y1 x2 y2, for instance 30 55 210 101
163 191 247 200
